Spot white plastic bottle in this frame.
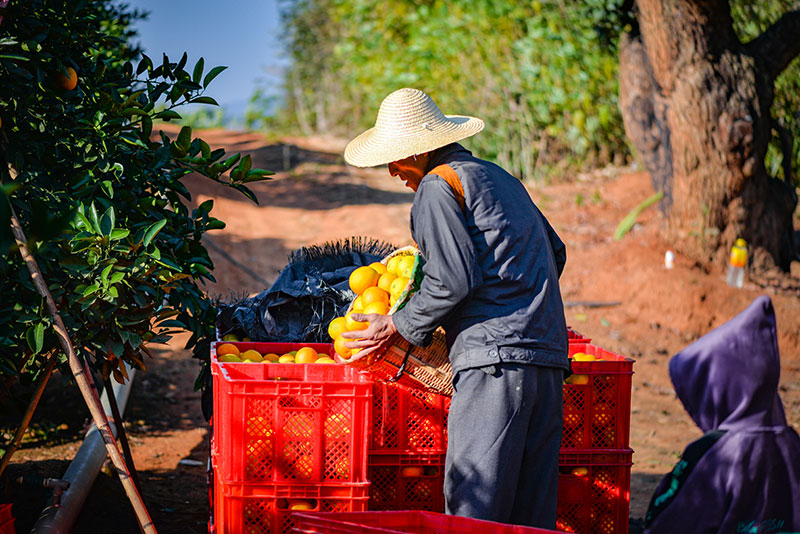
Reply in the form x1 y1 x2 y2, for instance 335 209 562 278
726 238 747 288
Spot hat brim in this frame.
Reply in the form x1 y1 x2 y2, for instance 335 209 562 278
344 114 484 168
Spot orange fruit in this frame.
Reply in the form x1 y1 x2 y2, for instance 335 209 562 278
295 347 318 364
363 301 390 315
240 349 263 362
333 337 353 358
571 467 589 477
328 317 347 339
369 262 387 274
390 276 409 300
278 353 295 363
361 286 390 306
218 354 241 363
565 374 589 385
400 466 424 477
315 356 336 364
572 352 596 362
349 266 380 295
55 67 78 91
377 272 397 292
262 352 280 362
386 256 401 275
345 311 368 331
288 499 314 511
217 343 240 357
352 296 364 312
397 256 415 278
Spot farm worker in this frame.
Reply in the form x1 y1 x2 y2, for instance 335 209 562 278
645 295 800 534
341 88 569 528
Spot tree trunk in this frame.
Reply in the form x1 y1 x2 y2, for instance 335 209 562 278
618 0 800 272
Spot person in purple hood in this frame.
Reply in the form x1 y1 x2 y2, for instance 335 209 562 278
645 295 800 534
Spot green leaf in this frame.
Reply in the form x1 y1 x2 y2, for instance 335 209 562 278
158 109 182 121
100 180 114 198
26 323 45 355
242 169 275 183
109 228 130 241
200 140 211 160
232 184 259 205
101 264 113 286
88 203 102 234
192 57 205 84
142 219 167 247
99 206 115 236
83 283 100 297
203 66 227 88
613 192 664 241
177 125 192 151
141 115 153 139
191 96 219 106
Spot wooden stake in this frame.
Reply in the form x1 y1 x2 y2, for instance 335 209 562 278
103 373 143 494
0 350 59 480
6 171 157 533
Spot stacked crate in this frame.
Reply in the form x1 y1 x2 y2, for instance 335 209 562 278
559 341 634 534
366 383 449 513
210 334 634 534
210 342 373 534
363 333 635 534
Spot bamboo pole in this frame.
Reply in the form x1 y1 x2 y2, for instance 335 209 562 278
6 173 157 533
0 349 59 480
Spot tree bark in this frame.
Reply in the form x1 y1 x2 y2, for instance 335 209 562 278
618 0 799 272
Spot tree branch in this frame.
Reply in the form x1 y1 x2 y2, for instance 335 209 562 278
745 8 800 81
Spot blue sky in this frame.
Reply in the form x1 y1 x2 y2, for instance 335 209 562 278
125 0 288 118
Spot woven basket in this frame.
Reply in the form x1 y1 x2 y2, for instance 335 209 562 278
339 247 454 397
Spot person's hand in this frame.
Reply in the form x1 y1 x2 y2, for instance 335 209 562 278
340 313 397 361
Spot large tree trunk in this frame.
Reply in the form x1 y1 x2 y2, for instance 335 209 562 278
619 0 800 272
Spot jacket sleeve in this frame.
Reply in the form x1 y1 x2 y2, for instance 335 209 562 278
391 177 480 346
538 206 566 277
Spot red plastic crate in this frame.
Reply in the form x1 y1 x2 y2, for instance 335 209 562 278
556 450 632 534
366 452 446 513
211 342 373 484
291 510 564 533
567 328 591 344
0 504 12 534
211 472 370 534
369 382 449 454
562 344 634 450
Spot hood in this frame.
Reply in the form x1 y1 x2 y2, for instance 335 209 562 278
668 295 787 432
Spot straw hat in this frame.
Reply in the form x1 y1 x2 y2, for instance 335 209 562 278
344 88 484 168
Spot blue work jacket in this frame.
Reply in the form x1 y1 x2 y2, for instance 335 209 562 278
391 144 569 373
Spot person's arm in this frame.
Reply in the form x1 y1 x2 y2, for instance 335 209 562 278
342 177 479 356
392 177 480 345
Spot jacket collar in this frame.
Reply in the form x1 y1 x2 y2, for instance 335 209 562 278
426 143 471 173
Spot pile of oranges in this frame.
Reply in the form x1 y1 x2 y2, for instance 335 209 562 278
216 343 336 364
328 254 417 359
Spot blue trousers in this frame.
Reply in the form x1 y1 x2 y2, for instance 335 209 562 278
444 362 564 528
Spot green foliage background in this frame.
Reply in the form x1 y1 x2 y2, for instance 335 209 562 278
276 0 799 185
0 0 270 401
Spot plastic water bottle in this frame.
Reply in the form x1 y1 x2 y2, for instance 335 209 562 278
726 238 747 288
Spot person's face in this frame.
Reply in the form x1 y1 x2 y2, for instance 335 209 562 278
388 153 429 192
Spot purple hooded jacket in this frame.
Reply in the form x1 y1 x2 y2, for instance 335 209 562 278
645 295 800 534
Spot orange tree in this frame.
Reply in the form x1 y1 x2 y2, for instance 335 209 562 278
0 1 270 416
